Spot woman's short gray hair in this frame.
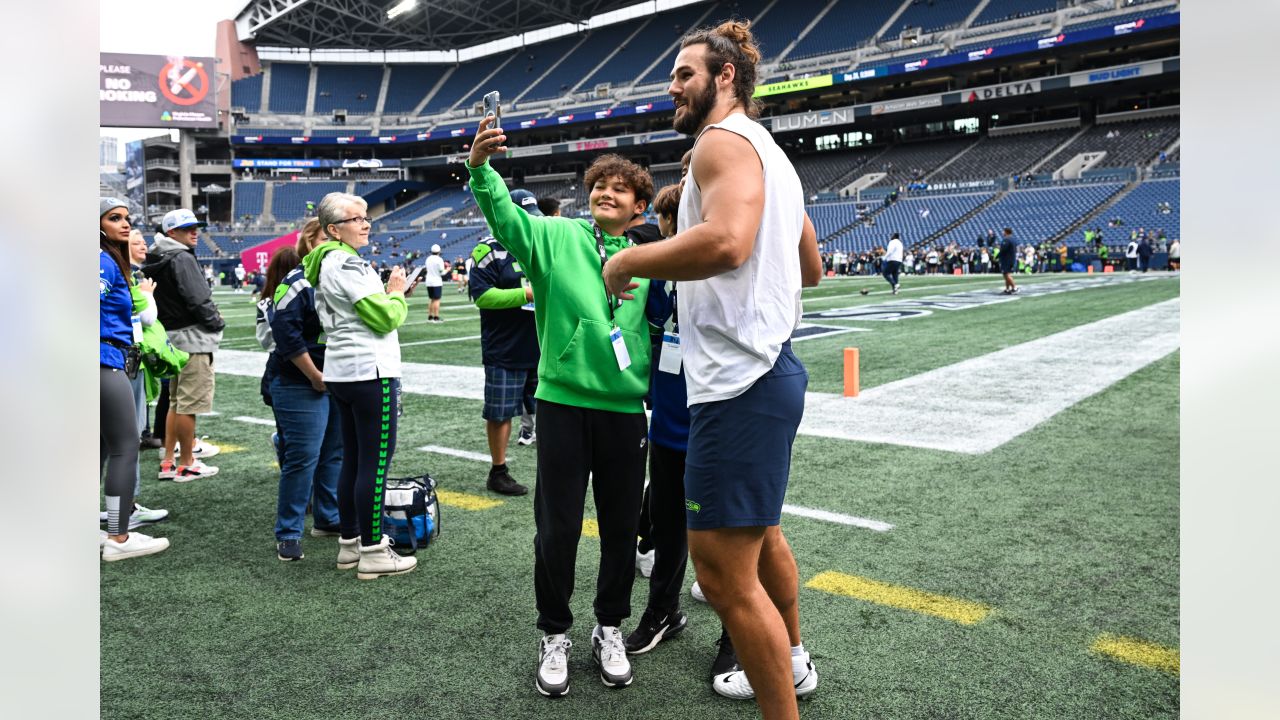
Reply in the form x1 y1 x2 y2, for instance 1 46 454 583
316 192 368 240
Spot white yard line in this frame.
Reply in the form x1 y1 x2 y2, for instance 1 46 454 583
232 416 276 427
798 298 1180 453
399 334 483 347
418 445 492 463
781 504 893 531
216 350 488 401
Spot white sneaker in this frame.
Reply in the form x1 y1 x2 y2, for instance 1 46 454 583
173 459 219 482
712 651 819 700
158 459 177 480
536 633 572 697
691 581 707 603
356 535 417 580
100 504 169 531
636 548 655 578
99 530 108 548
102 531 170 562
336 536 360 570
591 625 633 688
517 428 536 446
192 439 220 459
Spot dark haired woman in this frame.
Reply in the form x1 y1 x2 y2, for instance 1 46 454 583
99 198 170 561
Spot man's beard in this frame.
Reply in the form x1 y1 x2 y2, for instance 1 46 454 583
672 81 718 135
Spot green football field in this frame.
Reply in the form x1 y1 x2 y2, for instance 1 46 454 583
102 271 1180 719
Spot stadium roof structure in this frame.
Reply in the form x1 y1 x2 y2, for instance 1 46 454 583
235 0 661 51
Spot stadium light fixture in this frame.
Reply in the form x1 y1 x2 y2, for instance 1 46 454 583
387 0 417 20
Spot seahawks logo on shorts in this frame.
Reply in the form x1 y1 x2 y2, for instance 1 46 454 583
685 500 701 513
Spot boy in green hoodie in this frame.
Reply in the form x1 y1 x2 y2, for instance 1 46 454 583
468 116 652 697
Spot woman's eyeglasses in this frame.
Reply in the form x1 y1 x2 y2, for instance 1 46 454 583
333 216 372 226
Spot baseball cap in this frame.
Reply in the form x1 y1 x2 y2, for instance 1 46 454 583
431 244 441 253
509 189 544 217
162 208 207 233
100 197 129 217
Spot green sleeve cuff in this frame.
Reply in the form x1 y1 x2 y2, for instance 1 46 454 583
354 292 407 334
475 287 527 310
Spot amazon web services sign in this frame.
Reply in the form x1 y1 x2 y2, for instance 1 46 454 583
101 53 218 129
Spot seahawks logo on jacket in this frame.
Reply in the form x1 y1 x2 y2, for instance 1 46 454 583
471 238 509 270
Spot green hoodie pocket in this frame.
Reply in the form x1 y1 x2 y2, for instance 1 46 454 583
552 318 648 399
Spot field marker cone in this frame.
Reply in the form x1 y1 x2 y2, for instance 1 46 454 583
844 347 860 397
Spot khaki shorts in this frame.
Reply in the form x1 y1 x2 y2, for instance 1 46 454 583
172 353 215 415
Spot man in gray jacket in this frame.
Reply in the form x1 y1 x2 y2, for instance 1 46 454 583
142 209 224 481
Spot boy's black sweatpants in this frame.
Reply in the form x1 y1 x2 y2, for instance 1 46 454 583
533 399 647 635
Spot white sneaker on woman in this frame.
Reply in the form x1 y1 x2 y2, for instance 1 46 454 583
102 531 170 562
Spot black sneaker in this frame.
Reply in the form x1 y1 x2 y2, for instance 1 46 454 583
709 626 738 681
488 466 528 496
277 539 304 561
624 608 687 654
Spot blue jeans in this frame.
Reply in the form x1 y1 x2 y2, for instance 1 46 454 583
270 376 343 541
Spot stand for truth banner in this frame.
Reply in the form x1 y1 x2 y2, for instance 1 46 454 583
101 52 219 129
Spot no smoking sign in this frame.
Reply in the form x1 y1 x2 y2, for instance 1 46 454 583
158 58 209 106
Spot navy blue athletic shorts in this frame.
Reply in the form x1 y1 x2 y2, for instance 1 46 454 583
426 285 443 300
683 343 807 530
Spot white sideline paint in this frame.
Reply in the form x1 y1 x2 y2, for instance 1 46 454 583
799 298 1181 454
213 298 1179 454
399 334 483 347
419 445 491 463
233 416 276 427
215 350 488 401
782 504 893 531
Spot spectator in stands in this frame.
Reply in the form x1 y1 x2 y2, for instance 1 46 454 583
100 198 170 561
260 221 344 562
600 21 818 714
468 189 543 497
143 209 224 482
999 228 1019 294
469 120 654 696
537 197 561 217
883 232 903 294
304 192 416 580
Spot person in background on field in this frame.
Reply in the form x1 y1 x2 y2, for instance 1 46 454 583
259 219 345 562
883 232 903 294
143 208 224 482
1167 238 1180 271
423 243 447 323
468 117 654 697
999 228 1018 294
1137 234 1153 273
469 188 544 497
305 192 416 580
601 21 818 718
452 255 468 293
234 262 247 292
99 198 170 561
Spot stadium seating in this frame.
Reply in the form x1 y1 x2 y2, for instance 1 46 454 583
630 3 721 86
521 31 627 102
893 0 976 34
374 187 474 228
231 74 263 112
233 181 265 220
1063 8 1171 33
271 181 347 222
825 192 995 253
420 49 519 116
791 146 885 196
267 63 310 113
787 1 902 60
870 137 978 187
951 29 1048 55
1051 118 1178 170
971 0 1058 28
1087 179 1179 244
309 128 371 136
928 128 1077 182
484 34 588 106
938 182 1124 246
314 64 383 115
382 65 450 113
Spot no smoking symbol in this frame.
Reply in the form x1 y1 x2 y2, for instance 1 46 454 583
158 59 209 106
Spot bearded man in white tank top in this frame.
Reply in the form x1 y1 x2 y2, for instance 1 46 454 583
603 20 823 720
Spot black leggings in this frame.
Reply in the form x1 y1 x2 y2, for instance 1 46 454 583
100 367 137 535
533 399 648 634
153 379 170 440
328 378 399 546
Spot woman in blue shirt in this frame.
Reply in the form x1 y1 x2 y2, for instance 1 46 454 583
99 197 169 561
